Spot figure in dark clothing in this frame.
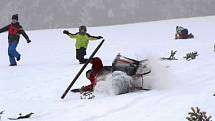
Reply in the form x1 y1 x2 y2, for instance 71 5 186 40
0 14 31 66
175 26 194 39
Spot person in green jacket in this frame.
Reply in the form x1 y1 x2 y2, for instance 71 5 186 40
63 25 103 64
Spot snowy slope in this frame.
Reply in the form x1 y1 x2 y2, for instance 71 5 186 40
0 16 215 121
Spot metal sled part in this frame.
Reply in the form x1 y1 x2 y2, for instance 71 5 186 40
112 54 151 76
96 54 151 90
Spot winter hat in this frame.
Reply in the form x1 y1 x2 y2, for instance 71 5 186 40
79 25 87 32
12 14 18 21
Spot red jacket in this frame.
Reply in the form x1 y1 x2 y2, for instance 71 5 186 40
82 57 104 91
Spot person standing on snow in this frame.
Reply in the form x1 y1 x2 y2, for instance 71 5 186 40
63 25 103 64
0 14 31 66
81 57 104 92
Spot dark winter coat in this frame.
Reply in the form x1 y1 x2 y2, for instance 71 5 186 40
0 22 29 43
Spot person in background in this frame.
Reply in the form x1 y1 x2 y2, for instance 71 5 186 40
0 14 31 66
175 26 194 39
63 25 103 64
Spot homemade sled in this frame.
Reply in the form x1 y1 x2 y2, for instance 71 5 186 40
70 54 152 96
111 54 151 90
93 54 151 90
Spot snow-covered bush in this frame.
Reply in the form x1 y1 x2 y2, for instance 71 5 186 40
186 107 212 121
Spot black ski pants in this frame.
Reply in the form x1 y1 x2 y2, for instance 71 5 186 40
76 47 86 62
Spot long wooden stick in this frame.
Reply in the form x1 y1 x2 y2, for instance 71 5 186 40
61 39 105 99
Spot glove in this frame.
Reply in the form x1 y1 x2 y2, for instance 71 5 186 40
27 39 31 43
63 30 70 35
97 36 103 39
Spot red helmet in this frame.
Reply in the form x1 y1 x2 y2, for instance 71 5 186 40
90 57 103 72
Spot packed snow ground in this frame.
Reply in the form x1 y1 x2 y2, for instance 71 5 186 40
0 16 215 121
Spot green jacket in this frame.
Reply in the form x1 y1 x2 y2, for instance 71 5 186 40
67 32 98 49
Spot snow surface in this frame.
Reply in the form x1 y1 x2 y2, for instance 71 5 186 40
0 16 215 121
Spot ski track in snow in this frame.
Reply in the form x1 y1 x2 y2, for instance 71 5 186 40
81 92 152 121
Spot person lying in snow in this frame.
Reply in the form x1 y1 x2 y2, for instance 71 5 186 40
175 26 194 39
63 26 103 64
80 57 104 92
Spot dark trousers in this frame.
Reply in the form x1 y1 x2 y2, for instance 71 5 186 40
76 47 86 62
8 42 20 65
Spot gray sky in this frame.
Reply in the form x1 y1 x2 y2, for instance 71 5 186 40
0 0 215 30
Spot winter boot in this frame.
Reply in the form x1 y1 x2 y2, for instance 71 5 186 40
9 63 17 66
16 55 21 61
